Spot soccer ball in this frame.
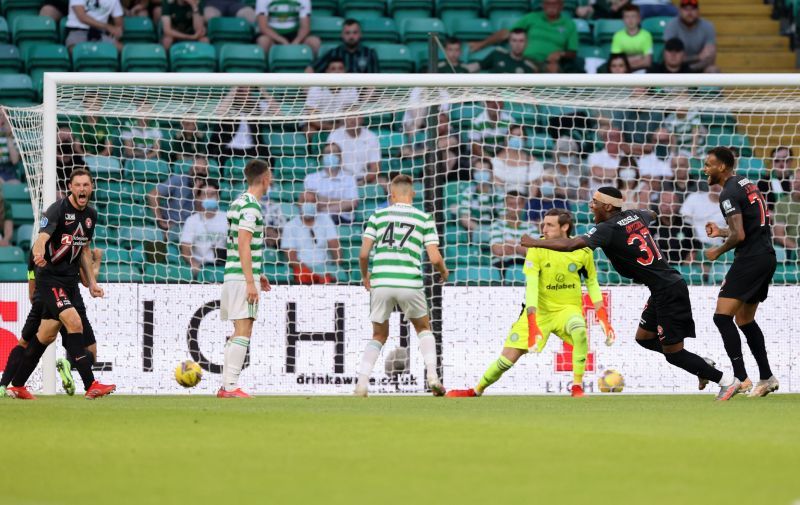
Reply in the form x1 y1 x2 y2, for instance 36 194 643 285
175 360 203 388
384 347 410 376
598 369 624 393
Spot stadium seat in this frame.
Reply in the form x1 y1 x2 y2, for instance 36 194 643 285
0 262 27 281
143 263 195 283
268 44 313 72
358 17 399 43
0 43 22 72
642 16 670 44
574 17 593 45
401 17 445 43
9 202 34 223
101 247 132 264
444 244 481 266
483 0 527 15
389 0 431 16
376 129 405 156
72 41 119 72
262 262 292 284
207 16 253 45
0 245 24 263
372 43 413 72
677 264 705 286
505 265 526 285
12 15 57 49
312 0 338 15
436 0 481 21
100 264 144 283
170 41 216 72
737 157 766 179
0 16 8 42
274 156 311 182
105 202 156 228
84 155 122 175
1 0 42 15
448 17 493 41
121 43 168 72
218 43 266 72
310 16 344 42
578 44 609 62
0 73 34 101
593 18 624 47
93 181 131 204
1 182 28 201
451 266 502 285
339 0 386 18
490 14 519 31
23 42 69 72
196 265 224 283
124 158 170 182
122 16 157 43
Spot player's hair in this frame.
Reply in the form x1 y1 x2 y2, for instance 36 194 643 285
621 3 640 14
391 174 413 189
444 36 461 47
505 190 524 199
343 18 360 28
770 146 794 158
244 159 271 185
69 168 93 184
708 146 736 170
326 57 346 70
544 208 574 237
509 28 527 37
607 53 631 73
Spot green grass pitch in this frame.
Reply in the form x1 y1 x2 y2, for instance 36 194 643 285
1 394 798 505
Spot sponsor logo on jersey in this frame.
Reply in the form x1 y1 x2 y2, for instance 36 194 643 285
61 235 73 245
40 217 48 228
616 215 639 226
586 227 597 236
85 217 92 228
546 282 577 291
738 178 751 187
65 213 75 220
722 199 734 213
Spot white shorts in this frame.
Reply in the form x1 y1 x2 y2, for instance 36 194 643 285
221 280 258 321
369 287 428 323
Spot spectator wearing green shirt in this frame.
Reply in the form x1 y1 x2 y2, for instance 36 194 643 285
255 0 320 56
469 0 577 73
161 0 208 50
458 160 503 245
437 37 472 73
470 29 538 73
610 4 652 71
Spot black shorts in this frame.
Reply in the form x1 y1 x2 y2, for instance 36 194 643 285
719 253 777 304
639 280 696 346
23 291 96 346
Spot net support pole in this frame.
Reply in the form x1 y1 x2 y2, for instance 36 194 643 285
39 73 58 395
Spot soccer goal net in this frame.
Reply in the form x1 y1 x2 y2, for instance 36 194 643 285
4 73 800 395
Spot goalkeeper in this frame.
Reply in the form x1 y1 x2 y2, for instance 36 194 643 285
447 208 615 398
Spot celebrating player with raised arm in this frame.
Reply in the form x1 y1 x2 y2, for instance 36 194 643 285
355 174 449 397
6 169 115 400
218 159 272 399
519 186 741 401
447 208 615 398
703 146 778 397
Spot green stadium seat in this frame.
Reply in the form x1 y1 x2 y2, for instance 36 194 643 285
117 226 162 248
0 43 22 72
105 202 156 227
0 245 24 263
676 264 705 286
401 17 445 43
218 43 265 72
102 247 132 264
12 15 56 48
451 266 502 285
359 17 399 43
266 132 307 156
483 0 527 14
448 17 493 41
143 263 194 283
125 158 170 182
393 9 432 25
84 155 122 175
737 157 766 180
13 223 33 248
0 73 34 101
505 265 526 285
23 42 69 72
372 43 413 72
642 16 670 44
221 181 247 203
196 265 224 283
9 202 34 223
274 156 311 182
773 264 800 284
0 262 27 281
1 0 42 15
310 15 344 42
2 182 29 202
436 0 481 20
490 14 519 31
444 244 481 266
170 41 216 72
207 16 253 44
376 129 405 156
122 16 157 43
705 132 752 157
312 0 338 15
121 43 168 72
389 0 431 15
574 17 593 45
100 264 143 283
593 18 624 46
72 41 119 72
268 43 312 72
0 16 8 42
578 44 609 61
93 181 132 204
339 0 386 18
262 262 292 284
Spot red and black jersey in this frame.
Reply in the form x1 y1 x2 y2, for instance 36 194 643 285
581 209 683 291
38 197 97 286
719 175 775 258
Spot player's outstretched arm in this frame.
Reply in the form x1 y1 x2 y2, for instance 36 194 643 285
521 234 588 252
705 214 745 261
425 244 449 283
358 237 374 291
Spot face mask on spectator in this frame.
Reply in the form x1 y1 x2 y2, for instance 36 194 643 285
473 170 492 184
540 182 556 198
507 136 524 150
201 198 219 211
301 202 317 217
322 154 340 170
558 155 574 166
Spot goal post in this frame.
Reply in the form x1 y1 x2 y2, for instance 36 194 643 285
4 72 800 395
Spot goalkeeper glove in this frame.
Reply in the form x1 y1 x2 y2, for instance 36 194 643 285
597 307 616 346
527 312 544 351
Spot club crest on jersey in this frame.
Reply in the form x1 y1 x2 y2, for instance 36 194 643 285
568 262 577 272
85 217 92 228
243 212 257 222
39 217 48 228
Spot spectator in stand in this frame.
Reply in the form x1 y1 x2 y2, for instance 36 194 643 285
664 0 718 73
311 19 379 73
526 172 569 224
255 0 320 56
303 142 359 224
470 29 538 73
617 158 651 210
593 0 676 19
327 115 381 185
649 38 695 73
281 192 341 284
147 155 209 242
56 126 85 194
588 128 623 192
0 112 21 183
437 37 472 73
180 181 228 276
203 0 255 23
759 146 796 208
458 162 503 245
211 86 274 166
680 182 725 258
773 175 800 251
664 154 696 198
170 118 209 161
657 104 706 157
121 118 163 159
469 0 578 73
260 187 288 250
304 58 359 139
490 190 532 277
610 4 652 72
549 136 584 200
468 100 511 158
72 114 113 157
633 133 671 180
64 0 124 50
605 53 631 73
653 191 694 264
490 125 543 195
40 0 69 22
160 0 208 50
0 185 13 246
122 0 150 17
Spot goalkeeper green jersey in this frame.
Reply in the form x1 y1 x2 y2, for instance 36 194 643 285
224 192 264 282
523 246 602 313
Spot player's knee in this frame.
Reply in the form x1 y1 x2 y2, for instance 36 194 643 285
713 313 734 330
734 315 755 327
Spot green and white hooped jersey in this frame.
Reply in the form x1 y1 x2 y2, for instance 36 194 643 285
224 192 264 282
363 203 439 289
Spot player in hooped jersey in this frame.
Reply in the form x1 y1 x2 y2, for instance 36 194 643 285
703 146 779 397
6 169 115 400
521 186 741 400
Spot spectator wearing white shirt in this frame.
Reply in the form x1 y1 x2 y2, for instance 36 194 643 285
65 0 124 50
282 192 342 284
326 114 381 185
304 58 359 140
588 128 623 192
180 182 228 275
304 143 359 224
121 118 163 159
255 0 320 56
491 125 543 195
680 183 725 248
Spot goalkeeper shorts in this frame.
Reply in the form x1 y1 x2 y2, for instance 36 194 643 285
504 305 586 351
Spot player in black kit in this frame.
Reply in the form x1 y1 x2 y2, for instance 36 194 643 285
6 169 116 400
521 186 741 400
703 146 778 397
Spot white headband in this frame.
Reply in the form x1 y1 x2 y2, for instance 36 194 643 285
593 191 624 208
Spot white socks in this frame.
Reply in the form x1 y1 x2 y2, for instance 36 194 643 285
418 331 439 383
718 373 733 387
356 340 383 387
223 336 249 391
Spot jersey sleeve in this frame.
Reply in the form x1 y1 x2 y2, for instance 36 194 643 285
581 249 603 305
299 0 311 17
180 215 198 243
111 0 123 17
422 215 439 246
363 214 378 241
581 221 613 250
610 32 623 53
255 0 267 16
238 204 261 233
39 201 60 235
720 187 743 218
523 249 540 309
